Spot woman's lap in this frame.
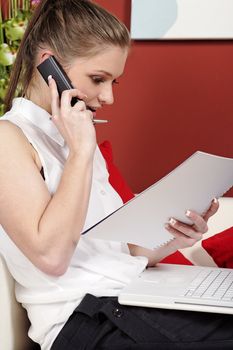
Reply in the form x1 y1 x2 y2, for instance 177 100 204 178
51 294 233 350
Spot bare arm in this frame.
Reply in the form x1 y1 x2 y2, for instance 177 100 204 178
0 86 96 276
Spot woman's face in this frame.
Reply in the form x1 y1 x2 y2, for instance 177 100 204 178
66 46 128 115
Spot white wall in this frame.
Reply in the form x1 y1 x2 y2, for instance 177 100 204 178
131 0 233 39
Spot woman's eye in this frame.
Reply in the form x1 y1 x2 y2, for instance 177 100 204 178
91 76 105 84
91 76 120 85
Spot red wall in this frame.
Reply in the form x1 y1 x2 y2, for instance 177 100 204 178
95 0 233 195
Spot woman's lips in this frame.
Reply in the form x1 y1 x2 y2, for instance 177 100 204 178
87 106 97 117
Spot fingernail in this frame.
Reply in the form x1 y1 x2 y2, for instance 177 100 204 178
48 75 52 82
186 210 191 217
213 198 218 203
169 218 177 226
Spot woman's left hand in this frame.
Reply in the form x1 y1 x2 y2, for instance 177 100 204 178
128 198 219 266
165 198 219 251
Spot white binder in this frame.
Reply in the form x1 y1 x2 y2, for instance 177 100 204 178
84 151 233 249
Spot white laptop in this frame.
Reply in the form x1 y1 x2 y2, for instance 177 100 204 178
118 264 233 314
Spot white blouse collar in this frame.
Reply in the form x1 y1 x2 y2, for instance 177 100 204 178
11 97 65 147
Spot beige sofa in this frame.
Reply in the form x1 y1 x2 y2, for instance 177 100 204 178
0 256 35 350
0 197 233 350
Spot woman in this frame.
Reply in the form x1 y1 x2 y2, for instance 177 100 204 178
0 1 231 349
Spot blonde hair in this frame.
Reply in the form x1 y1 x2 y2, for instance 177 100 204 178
4 0 130 111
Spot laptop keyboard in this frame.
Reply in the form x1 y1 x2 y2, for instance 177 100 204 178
182 269 233 301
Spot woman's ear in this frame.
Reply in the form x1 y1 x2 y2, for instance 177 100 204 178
37 50 54 65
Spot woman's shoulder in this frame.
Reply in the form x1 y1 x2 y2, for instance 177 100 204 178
0 119 33 155
0 118 20 132
0 118 26 137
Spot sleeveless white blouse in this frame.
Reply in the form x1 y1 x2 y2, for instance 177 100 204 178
0 98 147 349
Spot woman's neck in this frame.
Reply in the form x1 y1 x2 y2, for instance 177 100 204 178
26 80 51 114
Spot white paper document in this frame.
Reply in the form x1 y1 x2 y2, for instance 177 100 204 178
84 152 233 249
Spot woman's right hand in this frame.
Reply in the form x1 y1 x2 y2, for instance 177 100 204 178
48 76 97 157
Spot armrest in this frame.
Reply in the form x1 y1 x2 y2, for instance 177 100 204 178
0 254 35 350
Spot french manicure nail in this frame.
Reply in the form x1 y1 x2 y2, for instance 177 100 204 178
169 218 177 226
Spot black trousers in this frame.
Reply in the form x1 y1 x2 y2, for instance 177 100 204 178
51 294 233 350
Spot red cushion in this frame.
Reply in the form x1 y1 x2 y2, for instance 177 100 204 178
99 141 135 204
202 226 233 268
99 140 193 265
160 251 193 265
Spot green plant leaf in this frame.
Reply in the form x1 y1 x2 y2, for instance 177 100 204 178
0 78 8 100
4 16 28 41
0 43 16 66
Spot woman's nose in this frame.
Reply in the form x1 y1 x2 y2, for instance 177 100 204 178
99 84 114 105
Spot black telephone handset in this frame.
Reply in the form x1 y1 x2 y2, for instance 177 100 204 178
37 56 79 106
37 56 108 124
